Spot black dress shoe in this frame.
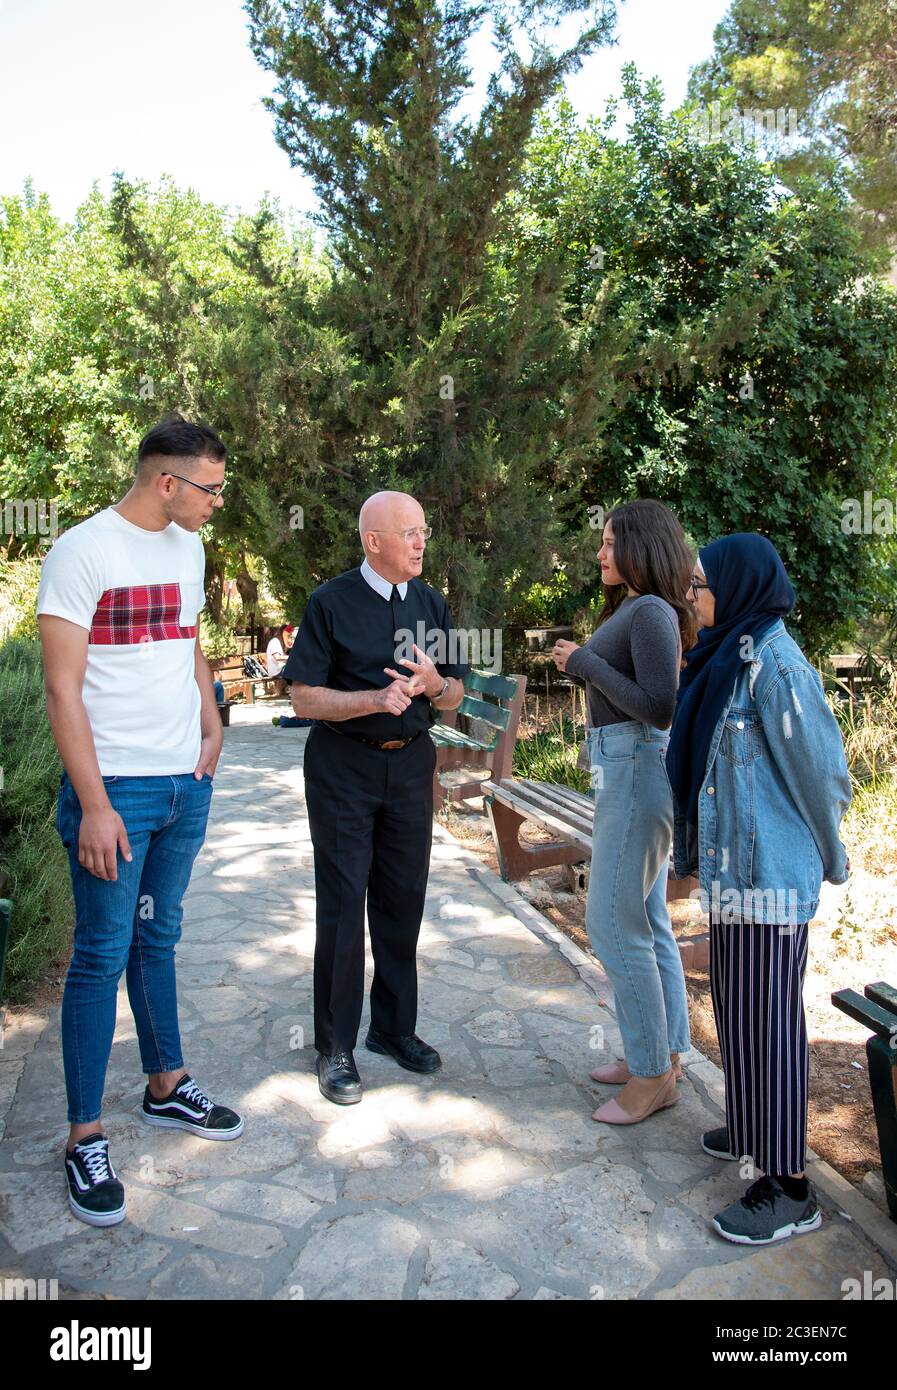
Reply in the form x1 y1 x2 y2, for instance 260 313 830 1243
316 1050 362 1104
365 1029 442 1074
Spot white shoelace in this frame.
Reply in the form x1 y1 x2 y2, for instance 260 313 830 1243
178 1078 213 1111
76 1139 113 1183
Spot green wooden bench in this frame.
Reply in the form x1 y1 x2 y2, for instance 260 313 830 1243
430 670 526 813
832 982 897 1222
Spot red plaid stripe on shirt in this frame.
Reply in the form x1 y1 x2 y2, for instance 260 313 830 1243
88 584 197 645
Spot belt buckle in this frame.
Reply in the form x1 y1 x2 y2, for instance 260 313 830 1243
380 739 405 750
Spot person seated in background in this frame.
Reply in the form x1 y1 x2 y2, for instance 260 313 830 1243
266 626 288 679
209 658 226 706
269 624 308 724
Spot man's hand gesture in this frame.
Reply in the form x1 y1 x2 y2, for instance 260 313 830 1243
373 679 414 716
384 643 442 699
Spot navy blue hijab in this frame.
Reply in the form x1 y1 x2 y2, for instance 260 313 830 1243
666 534 795 825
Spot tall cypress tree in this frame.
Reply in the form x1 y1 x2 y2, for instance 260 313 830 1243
246 0 621 621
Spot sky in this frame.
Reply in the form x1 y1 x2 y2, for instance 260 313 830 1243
0 0 731 223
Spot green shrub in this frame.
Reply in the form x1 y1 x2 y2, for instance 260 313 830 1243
0 557 42 641
512 714 590 794
200 613 240 661
572 598 604 646
0 637 71 1000
829 681 897 790
508 572 575 628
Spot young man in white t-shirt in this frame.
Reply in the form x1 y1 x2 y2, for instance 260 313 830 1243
37 414 244 1228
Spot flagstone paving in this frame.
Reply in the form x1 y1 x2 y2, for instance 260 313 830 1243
1 706 895 1300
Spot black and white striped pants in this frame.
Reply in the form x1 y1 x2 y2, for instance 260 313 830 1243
709 919 810 1177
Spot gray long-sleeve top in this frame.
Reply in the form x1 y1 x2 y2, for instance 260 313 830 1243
564 594 681 729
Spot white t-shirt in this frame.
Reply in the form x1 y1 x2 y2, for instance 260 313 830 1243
266 637 286 676
37 507 206 775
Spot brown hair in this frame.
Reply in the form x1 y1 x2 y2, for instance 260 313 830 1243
597 499 697 654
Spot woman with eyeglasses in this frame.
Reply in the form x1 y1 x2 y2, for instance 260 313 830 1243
666 534 850 1245
552 499 697 1126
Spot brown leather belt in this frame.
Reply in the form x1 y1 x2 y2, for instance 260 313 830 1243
321 722 423 751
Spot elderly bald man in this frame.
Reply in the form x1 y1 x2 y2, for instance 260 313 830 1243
283 491 468 1103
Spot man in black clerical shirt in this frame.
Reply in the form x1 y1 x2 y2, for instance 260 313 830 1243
283 491 468 1104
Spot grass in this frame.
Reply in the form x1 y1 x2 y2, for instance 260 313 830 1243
0 637 72 1002
512 713 591 794
511 675 591 793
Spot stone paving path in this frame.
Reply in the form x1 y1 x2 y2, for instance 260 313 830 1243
2 708 895 1300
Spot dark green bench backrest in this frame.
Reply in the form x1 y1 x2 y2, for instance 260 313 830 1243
457 671 520 735
832 983 897 1044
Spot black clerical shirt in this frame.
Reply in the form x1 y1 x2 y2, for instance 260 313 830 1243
283 566 469 739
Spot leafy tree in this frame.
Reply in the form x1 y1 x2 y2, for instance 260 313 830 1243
506 73 897 654
245 0 627 622
3 19 895 656
688 0 897 259
0 179 339 622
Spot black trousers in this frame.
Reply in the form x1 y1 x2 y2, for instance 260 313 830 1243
709 918 810 1177
303 722 436 1054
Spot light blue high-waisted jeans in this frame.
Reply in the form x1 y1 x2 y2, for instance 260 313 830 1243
585 721 690 1077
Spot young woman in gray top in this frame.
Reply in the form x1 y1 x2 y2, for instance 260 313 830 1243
553 499 697 1125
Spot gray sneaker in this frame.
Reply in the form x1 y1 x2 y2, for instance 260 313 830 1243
712 1176 822 1245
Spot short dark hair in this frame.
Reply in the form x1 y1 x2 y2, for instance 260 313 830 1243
137 412 227 473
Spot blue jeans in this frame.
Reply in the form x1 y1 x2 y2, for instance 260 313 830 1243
56 772 212 1123
585 721 691 1077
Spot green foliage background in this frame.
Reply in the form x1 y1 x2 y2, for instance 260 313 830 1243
0 640 72 999
2 79 894 653
2 0 897 999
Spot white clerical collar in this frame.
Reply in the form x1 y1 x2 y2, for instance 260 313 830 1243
361 558 407 601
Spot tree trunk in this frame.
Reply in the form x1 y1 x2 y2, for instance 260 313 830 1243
204 545 226 624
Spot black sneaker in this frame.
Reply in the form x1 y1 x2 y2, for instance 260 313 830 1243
64 1133 127 1227
712 1176 822 1245
141 1074 244 1139
701 1127 740 1161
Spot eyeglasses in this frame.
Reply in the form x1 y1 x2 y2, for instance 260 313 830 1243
689 576 710 598
161 472 226 498
369 526 432 542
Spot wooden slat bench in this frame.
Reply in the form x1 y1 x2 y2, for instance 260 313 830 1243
430 671 526 814
216 656 282 705
482 773 699 902
832 982 897 1222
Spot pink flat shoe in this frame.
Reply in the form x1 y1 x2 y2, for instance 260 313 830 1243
588 1059 685 1085
588 1060 632 1084
591 1073 679 1125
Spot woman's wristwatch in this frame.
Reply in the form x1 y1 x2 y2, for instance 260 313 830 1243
431 675 450 703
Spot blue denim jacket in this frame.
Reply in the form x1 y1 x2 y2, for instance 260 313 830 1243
672 622 851 924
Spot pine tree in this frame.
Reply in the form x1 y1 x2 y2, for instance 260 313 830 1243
688 0 897 260
246 0 621 621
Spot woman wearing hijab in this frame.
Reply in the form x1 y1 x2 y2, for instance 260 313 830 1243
666 534 851 1245
552 499 697 1126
